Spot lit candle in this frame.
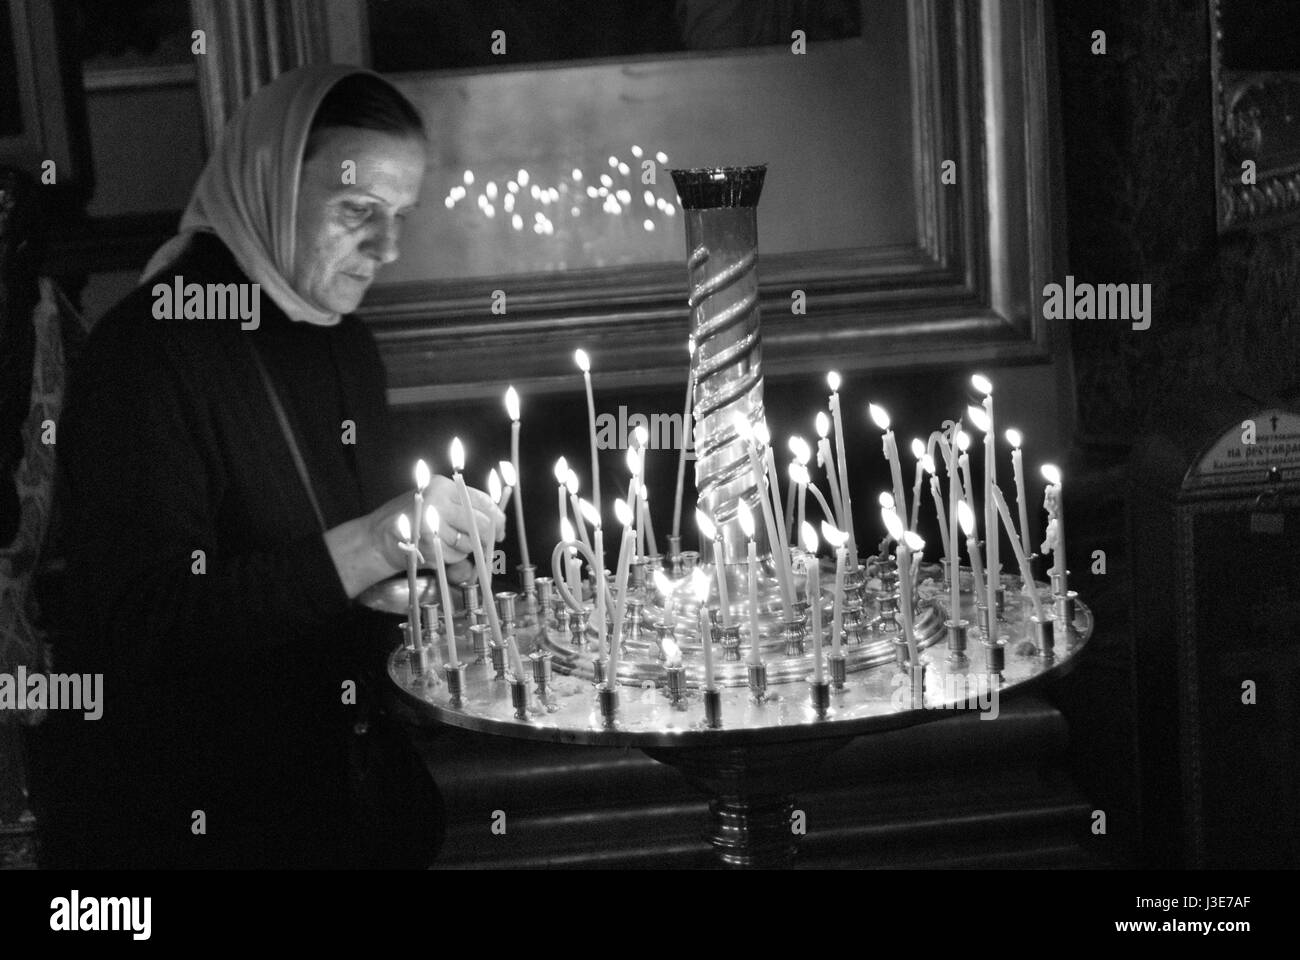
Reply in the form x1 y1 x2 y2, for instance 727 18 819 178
738 501 763 665
566 470 595 558
881 506 922 666
926 462 950 561
693 569 715 690
671 337 695 542
451 437 523 678
958 498 986 601
1006 428 1033 558
424 506 460 667
626 446 644 561
496 461 516 513
909 438 926 532
755 420 793 583
946 430 961 620
869 404 908 531
822 522 848 657
696 509 733 630
608 498 637 683
956 430 977 507
641 485 660 559
578 499 606 658
827 372 858 566
412 459 430 627
734 414 795 619
554 457 569 536
560 518 581 602
815 412 845 526
991 483 1045 622
971 374 997 620
800 522 825 684
488 468 504 512
790 462 835 525
1041 464 1067 588
789 436 811 536
574 350 602 563
396 512 421 649
504 387 530 567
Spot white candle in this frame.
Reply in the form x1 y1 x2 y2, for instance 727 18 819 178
822 522 848 657
738 501 763 665
578 499 605 658
800 523 824 684
697 509 733 630
947 433 961 621
672 336 695 541
992 483 1045 621
815 412 845 526
554 457 569 538
869 404 908 531
1007 429 1033 558
958 498 986 601
693 569 715 690
574 350 602 559
505 388 531 568
566 472 595 558
412 459 431 634
909 438 926 532
1041 464 1066 587
971 374 997 622
396 512 421 649
756 421 793 586
608 499 636 684
424 506 460 667
828 373 858 566
734 415 795 619
928 471 950 561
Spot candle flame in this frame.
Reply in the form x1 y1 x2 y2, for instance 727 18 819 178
1040 463 1062 485
560 517 576 543
881 506 905 541
626 447 642 476
821 522 848 548
414 458 431 492
574 348 590 373
488 469 502 502
1005 428 1022 448
788 435 811 464
634 425 649 449
878 491 895 508
826 370 841 393
788 461 810 486
753 420 770 446
732 412 754 442
910 437 926 459
869 403 891 430
554 456 569 484
971 373 993 396
691 568 711 602
903 530 925 551
695 508 716 540
800 521 818 554
499 460 517 486
920 454 936 475
565 470 580 495
614 497 634 527
958 499 975 536
396 512 412 542
967 404 990 433
449 437 465 472
425 505 440 534
661 634 682 667
504 386 520 421
654 569 674 597
815 412 830 439
738 500 756 539
578 497 601 528
956 430 971 452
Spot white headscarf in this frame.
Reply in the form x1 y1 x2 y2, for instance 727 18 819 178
142 64 385 326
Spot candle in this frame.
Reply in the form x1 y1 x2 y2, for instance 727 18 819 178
789 436 811 537
755 420 793 582
412 459 430 629
992 483 1045 621
1041 464 1066 587
822 523 848 657
608 498 637 683
946 429 961 620
958 498 986 600
396 512 421 649
1007 429 1033 558
578 499 606 658
927 468 950 561
424 506 460 667
734 414 795 618
626 446 645 561
815 412 845 526
881 505 921 665
488 468 504 512
909 438 926 532
560 518 582 603
696 509 732 629
554 457 569 536
956 430 977 506
869 404 908 532
692 569 715 690
672 336 695 541
971 374 997 622
566 471 595 558
450 437 523 678
800 522 825 684
828 373 858 566
738 501 763 665
574 350 602 561
790 462 836 525
496 461 516 513
641 486 660 559
504 387 530 567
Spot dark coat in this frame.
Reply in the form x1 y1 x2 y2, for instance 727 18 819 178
36 233 441 869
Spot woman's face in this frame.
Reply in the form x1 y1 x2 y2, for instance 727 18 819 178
293 127 426 314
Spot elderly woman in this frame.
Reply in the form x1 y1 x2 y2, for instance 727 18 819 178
38 65 501 869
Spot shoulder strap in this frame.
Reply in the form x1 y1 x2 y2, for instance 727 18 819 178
246 341 327 532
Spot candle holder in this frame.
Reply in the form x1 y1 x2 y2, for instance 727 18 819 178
530 650 553 706
843 600 865 646
459 580 480 616
876 592 901 638
891 636 910 668
534 576 553 623
444 663 466 708
665 663 687 705
941 557 955 592
829 652 847 689
469 605 486 630
489 641 507 680
469 624 489 664
982 635 1006 674
408 636 429 679
1053 589 1078 628
810 679 831 717
598 682 619 726
993 579 1007 620
419 601 440 645
946 618 970 664
975 605 992 642
510 677 530 720
625 597 644 643
703 687 723 728
569 609 588 649
667 536 683 576
845 563 868 604
629 559 647 593
720 623 740 662
496 591 518 628
1028 614 1054 658
782 617 806 656
592 656 606 686
747 662 768 701
399 621 417 651
679 550 700 575
518 562 537 603
907 658 928 709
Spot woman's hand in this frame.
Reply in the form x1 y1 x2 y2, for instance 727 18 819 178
325 475 506 599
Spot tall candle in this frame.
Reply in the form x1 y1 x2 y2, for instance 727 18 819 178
554 457 569 537
451 437 523 678
578 499 606 657
971 374 997 623
504 387 531 568
1041 464 1066 587
883 507 921 665
828 373 858 565
909 438 926 532
800 523 824 684
693 569 715 690
756 421 793 584
738 502 763 665
735 415 795 618
815 412 845 526
608 499 637 684
396 513 421 649
574 350 602 556
566 472 595 558
928 473 950 560
992 483 1045 621
641 487 660 559
697 509 733 630
822 522 848 657
424 506 460 667
672 336 695 541
958 498 986 601
869 404 908 531
412 459 430 632
1007 429 1033 558
947 432 961 620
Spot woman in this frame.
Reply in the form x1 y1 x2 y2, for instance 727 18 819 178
37 65 502 868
